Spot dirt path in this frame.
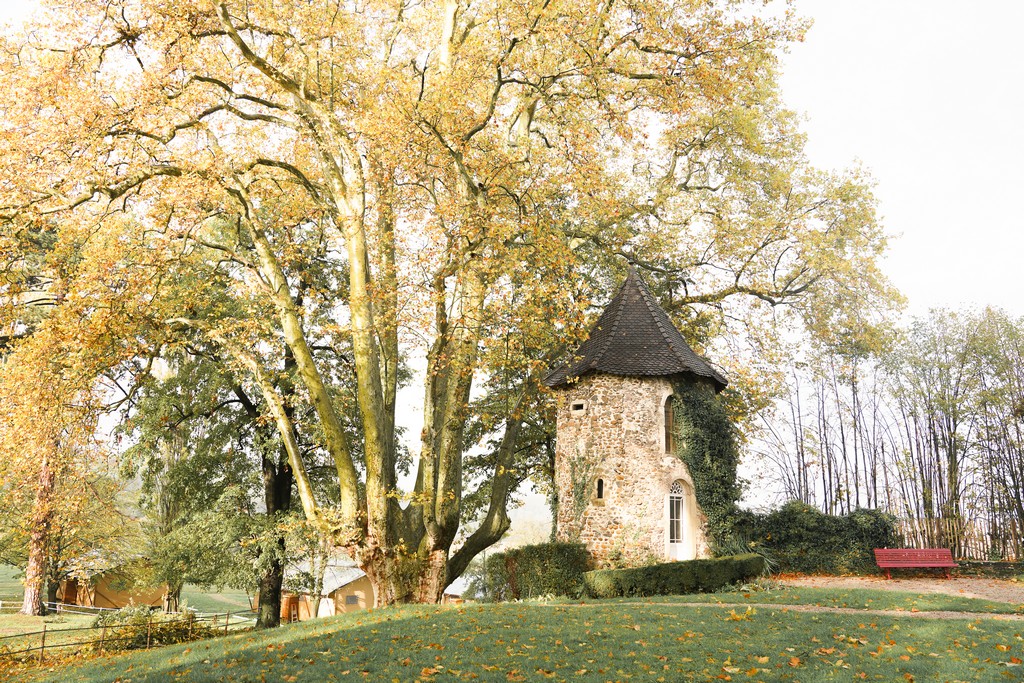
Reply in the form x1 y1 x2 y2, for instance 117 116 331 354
667 602 1024 621
779 575 1024 606
542 600 1024 621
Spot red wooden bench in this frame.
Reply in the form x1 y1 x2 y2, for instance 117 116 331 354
873 548 957 579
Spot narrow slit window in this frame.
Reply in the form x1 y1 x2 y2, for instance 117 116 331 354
572 401 586 412
596 478 604 500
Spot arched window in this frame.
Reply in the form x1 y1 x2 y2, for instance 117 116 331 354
664 395 676 454
668 480 685 545
596 478 604 500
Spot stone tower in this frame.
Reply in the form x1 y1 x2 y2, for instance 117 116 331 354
544 269 728 566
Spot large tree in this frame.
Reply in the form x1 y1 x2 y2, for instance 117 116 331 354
0 322 121 615
0 0 895 605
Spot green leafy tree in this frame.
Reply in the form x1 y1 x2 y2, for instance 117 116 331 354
1 0 898 604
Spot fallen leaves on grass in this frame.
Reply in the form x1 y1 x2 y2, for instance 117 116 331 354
25 599 1024 683
725 607 756 621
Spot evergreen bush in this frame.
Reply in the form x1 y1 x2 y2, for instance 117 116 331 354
584 553 764 598
478 542 590 601
734 501 898 574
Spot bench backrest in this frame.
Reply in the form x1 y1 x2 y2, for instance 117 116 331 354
874 548 954 563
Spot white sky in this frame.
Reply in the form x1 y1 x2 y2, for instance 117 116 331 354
0 0 29 24
779 0 1024 316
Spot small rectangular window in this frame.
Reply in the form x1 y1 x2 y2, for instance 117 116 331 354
571 402 586 412
345 594 360 605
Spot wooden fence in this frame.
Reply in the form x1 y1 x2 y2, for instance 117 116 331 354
0 607 254 663
897 517 1021 561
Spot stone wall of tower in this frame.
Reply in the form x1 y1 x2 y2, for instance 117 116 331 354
553 374 710 566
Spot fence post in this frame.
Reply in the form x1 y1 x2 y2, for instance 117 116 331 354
38 624 46 663
146 613 153 649
188 615 194 640
99 625 106 653
224 612 230 635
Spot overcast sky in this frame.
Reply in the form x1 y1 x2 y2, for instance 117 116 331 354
778 0 1024 316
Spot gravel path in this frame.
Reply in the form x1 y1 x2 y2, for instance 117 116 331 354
779 574 1024 606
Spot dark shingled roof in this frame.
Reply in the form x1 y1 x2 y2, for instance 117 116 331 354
544 268 728 391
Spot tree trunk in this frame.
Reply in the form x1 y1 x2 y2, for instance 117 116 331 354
312 543 328 618
415 550 449 604
163 583 182 613
256 554 285 628
21 451 56 616
45 576 59 607
234 374 295 630
361 549 449 607
44 553 62 609
361 549 416 607
256 441 293 628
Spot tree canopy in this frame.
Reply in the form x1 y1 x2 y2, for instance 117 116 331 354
0 0 897 604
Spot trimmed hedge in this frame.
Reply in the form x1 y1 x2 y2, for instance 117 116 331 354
481 542 590 601
734 501 898 574
584 553 764 599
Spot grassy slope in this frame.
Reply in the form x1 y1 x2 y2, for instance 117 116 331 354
0 613 97 658
1 565 93 650
14 599 1024 683
0 562 251 615
179 586 253 615
0 565 23 603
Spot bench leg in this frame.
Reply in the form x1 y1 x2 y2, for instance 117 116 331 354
884 568 891 580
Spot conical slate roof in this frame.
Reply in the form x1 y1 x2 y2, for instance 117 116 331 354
544 269 727 390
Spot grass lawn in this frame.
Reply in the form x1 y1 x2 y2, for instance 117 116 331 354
576 586 1024 615
1 564 95 655
0 565 23 604
0 612 98 661
180 586 254 615
8 599 1024 683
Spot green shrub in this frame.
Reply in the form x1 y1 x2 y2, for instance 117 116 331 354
584 553 764 599
734 501 898 574
957 560 1024 579
478 543 590 601
91 605 215 651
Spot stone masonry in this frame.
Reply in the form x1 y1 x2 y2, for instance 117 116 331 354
553 373 711 566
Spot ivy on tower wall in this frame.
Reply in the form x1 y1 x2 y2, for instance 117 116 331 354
671 381 742 547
